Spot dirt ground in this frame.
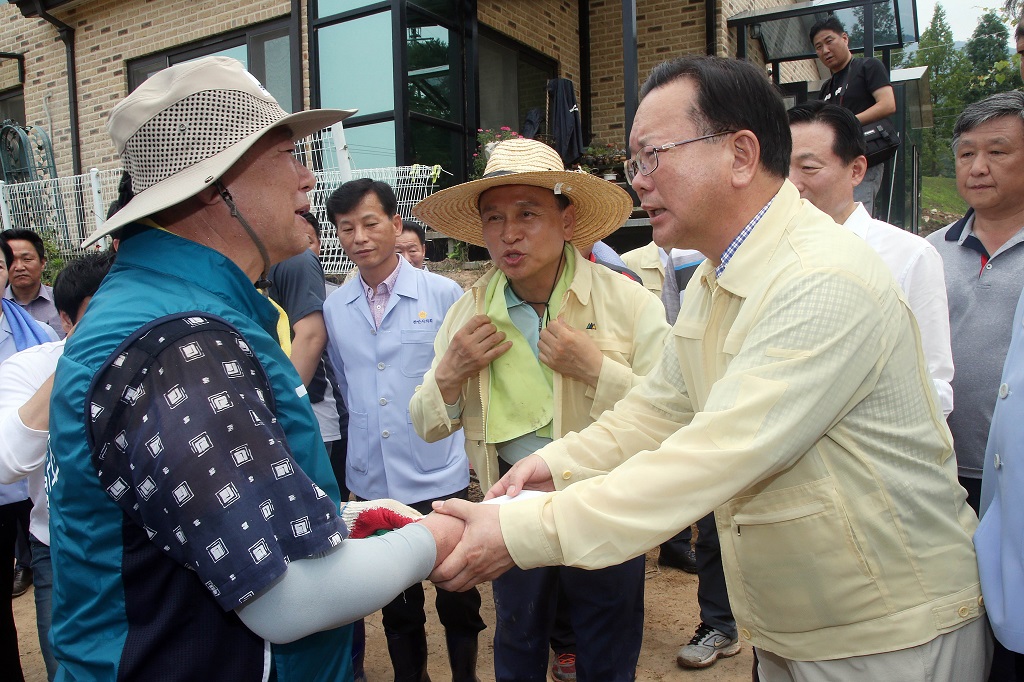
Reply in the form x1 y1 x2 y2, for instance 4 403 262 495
15 549 752 681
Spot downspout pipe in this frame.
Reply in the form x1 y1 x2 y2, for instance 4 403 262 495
0 52 26 87
704 0 716 56
34 1 82 175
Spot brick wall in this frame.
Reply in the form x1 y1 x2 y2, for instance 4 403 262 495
589 0 818 148
477 0 581 97
589 0 710 148
0 0 828 178
0 0 292 176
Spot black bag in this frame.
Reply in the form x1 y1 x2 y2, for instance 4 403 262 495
829 60 901 168
862 118 900 167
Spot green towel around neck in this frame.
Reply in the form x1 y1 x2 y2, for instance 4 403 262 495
484 243 576 443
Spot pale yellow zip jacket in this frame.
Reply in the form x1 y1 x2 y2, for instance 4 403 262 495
409 248 670 490
500 182 983 661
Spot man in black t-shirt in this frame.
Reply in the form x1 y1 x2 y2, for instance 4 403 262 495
811 16 896 216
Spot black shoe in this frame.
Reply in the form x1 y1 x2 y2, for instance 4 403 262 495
658 546 697 574
12 566 32 598
445 632 481 682
386 629 432 682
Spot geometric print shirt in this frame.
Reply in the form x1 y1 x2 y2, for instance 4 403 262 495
88 315 346 610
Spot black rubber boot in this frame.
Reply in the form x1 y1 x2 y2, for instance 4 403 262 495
386 629 432 682
445 632 481 682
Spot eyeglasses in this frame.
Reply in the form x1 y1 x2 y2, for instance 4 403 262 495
623 131 736 183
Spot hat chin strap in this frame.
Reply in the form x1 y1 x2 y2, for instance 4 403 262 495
214 180 273 290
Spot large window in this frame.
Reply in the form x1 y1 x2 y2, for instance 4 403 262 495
478 29 557 134
313 0 468 182
318 11 396 118
127 19 296 112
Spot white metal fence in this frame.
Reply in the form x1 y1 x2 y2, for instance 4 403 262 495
0 161 444 276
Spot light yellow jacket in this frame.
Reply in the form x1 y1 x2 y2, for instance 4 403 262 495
410 248 669 489
621 241 664 297
501 182 983 661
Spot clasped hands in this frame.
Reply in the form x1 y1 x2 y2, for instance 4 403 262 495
423 453 556 591
343 454 555 590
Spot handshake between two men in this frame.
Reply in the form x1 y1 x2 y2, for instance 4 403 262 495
354 453 554 587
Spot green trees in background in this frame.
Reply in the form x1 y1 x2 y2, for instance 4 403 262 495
897 4 1022 177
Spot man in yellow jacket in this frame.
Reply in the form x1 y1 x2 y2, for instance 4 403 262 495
429 56 991 682
410 138 669 681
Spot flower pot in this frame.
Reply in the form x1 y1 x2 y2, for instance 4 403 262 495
603 172 618 181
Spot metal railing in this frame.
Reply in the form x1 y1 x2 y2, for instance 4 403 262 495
0 163 443 276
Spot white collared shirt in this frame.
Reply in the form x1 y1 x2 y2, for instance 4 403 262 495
844 203 954 414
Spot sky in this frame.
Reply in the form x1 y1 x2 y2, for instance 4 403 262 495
914 0 1008 43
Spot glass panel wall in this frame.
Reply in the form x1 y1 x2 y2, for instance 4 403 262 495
317 0 378 18
318 11 395 115
407 22 458 122
478 31 556 134
313 0 470 179
346 120 397 168
410 120 460 187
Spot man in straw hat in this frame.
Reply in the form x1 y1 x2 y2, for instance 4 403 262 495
428 56 991 681
47 56 464 681
410 137 670 681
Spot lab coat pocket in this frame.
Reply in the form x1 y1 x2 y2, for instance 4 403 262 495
407 410 454 473
348 411 369 473
400 329 437 379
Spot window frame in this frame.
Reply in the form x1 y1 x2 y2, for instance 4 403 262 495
126 17 299 113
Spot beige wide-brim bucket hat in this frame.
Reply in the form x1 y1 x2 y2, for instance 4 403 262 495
84 56 356 247
413 138 633 248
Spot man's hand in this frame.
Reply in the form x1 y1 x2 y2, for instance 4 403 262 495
434 315 512 404
419 511 466 570
484 454 555 500
539 317 603 388
428 499 514 591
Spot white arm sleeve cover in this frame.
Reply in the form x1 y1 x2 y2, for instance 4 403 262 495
235 523 436 643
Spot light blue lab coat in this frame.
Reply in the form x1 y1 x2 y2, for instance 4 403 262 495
324 259 468 504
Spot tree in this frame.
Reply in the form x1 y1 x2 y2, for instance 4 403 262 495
900 4 972 176
964 11 1024 102
848 2 899 52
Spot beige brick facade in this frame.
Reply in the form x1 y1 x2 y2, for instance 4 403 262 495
1 0 292 176
0 0 825 178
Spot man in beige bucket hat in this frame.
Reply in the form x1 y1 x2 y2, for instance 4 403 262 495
410 138 669 681
48 56 464 681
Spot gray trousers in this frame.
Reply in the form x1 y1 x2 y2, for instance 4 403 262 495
756 616 992 682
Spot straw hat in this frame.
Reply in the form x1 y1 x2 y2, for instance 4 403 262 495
413 138 632 248
84 56 355 247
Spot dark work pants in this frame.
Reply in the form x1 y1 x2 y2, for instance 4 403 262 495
326 439 349 502
492 557 645 682
961 475 982 516
963 476 1024 682
659 527 692 558
13 500 31 570
30 536 57 681
372 489 486 640
549 583 575 655
989 647 1024 682
694 511 736 639
0 501 28 682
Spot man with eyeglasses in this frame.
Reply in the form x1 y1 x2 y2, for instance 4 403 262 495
429 56 990 682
